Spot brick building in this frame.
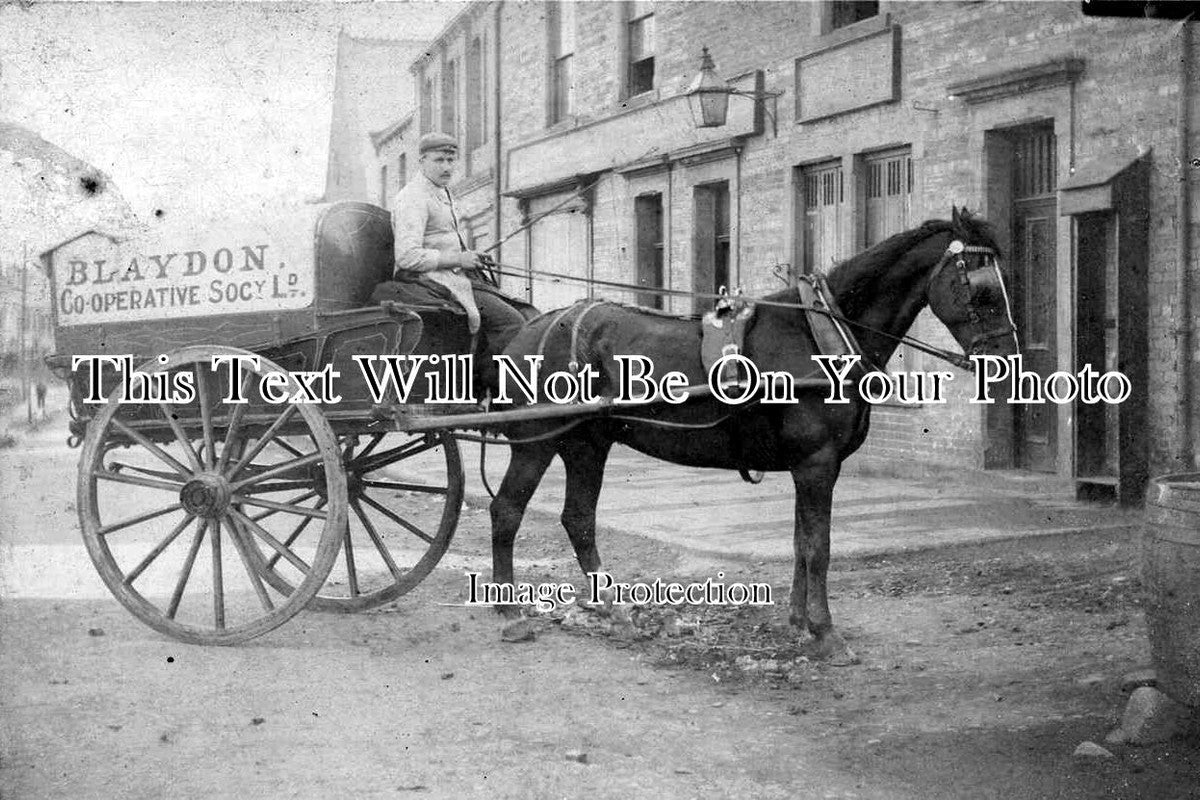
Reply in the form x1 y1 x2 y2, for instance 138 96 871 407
388 1 1199 501
369 114 414 212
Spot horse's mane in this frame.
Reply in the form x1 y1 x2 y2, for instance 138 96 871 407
782 214 1001 317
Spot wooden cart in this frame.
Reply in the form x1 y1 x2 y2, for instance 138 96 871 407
42 202 502 644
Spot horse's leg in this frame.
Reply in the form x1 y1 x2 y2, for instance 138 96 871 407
490 441 555 612
559 435 621 616
557 436 612 576
790 453 857 664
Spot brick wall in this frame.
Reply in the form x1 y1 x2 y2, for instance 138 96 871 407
414 0 1200 482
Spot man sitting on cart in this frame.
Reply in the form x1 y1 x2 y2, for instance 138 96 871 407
390 131 530 377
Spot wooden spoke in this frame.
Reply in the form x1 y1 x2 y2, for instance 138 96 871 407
354 433 386 462
110 418 192 477
270 437 305 458
229 508 312 573
97 502 185 538
167 519 207 619
239 481 315 496
342 521 360 597
361 479 449 496
229 452 322 492
359 493 434 544
351 498 402 580
124 513 197 585
359 438 441 471
104 461 182 482
95 468 183 493
158 402 203 472
248 490 319 523
230 494 328 520
193 363 216 469
228 405 299 478
224 515 275 612
265 497 326 571
211 518 225 630
216 370 257 472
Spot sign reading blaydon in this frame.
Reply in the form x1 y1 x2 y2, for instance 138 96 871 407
50 213 318 326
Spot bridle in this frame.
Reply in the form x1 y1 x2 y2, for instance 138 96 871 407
926 239 1021 364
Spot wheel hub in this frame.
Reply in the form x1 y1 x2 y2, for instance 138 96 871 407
180 474 232 517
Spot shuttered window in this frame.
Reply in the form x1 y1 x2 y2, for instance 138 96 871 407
801 160 845 274
863 147 919 374
864 148 912 247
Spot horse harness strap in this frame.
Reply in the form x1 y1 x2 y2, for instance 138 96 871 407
536 300 606 372
797 273 865 367
701 295 756 387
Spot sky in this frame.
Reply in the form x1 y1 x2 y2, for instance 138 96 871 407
0 1 462 236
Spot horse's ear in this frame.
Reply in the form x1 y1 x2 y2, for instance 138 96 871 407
951 205 961 226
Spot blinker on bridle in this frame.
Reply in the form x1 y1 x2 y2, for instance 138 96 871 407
927 239 1022 365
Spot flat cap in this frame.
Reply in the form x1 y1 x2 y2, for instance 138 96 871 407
418 132 459 154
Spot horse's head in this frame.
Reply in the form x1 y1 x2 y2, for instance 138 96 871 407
923 207 1020 362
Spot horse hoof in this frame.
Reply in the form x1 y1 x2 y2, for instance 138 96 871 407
806 632 860 666
500 618 537 643
827 646 860 667
494 603 522 620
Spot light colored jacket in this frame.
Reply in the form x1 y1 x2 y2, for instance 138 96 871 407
392 172 479 333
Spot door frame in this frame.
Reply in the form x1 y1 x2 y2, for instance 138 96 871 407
979 117 1074 478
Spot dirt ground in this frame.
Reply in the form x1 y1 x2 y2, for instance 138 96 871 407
3 484 1200 799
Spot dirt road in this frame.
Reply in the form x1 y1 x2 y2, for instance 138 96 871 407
2 418 1198 799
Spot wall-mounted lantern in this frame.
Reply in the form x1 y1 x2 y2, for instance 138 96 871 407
685 47 782 134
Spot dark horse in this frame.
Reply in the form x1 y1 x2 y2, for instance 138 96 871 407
487 208 1019 662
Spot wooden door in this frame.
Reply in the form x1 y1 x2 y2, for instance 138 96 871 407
1010 126 1058 472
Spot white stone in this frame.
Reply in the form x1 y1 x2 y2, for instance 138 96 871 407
1073 741 1115 758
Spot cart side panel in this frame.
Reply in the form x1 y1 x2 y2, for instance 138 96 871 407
46 202 395 359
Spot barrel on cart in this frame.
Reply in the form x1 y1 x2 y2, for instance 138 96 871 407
43 202 471 644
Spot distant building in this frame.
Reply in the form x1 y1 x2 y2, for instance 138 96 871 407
323 31 425 203
395 1 1199 502
370 113 414 211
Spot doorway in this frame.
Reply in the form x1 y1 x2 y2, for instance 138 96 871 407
1009 124 1059 473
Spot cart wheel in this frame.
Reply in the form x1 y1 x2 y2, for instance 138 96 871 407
76 346 348 645
257 431 464 612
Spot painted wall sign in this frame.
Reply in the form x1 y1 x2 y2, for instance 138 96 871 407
47 212 319 326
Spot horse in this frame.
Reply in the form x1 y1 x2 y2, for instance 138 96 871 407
485 207 1019 663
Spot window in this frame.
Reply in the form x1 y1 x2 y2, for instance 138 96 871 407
549 2 577 124
863 147 912 247
626 1 655 97
379 164 389 209
419 76 433 135
862 147 918 373
800 161 845 274
635 193 664 309
441 59 458 137
398 153 408 188
831 0 878 30
467 37 486 148
692 181 730 315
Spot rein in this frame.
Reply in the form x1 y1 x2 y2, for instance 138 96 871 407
481 255 987 373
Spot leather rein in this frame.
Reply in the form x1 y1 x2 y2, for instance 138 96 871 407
482 238 1016 375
